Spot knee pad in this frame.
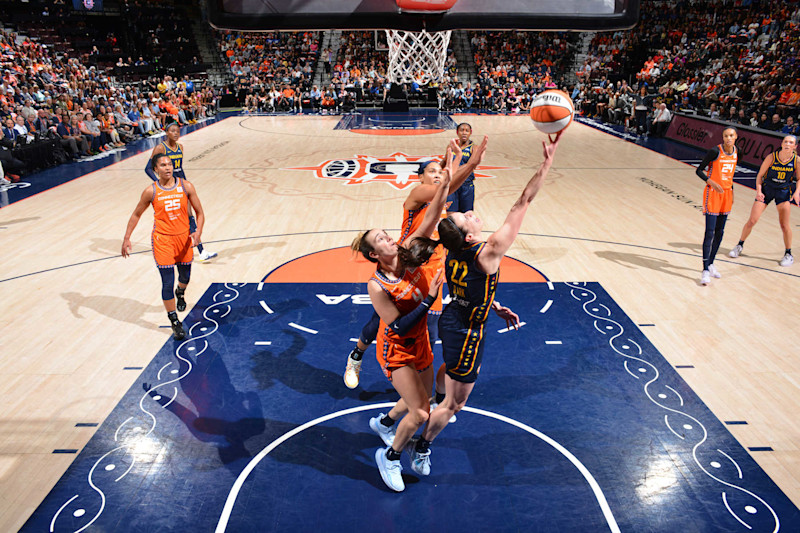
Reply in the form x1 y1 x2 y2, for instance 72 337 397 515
177 263 191 285
158 267 175 300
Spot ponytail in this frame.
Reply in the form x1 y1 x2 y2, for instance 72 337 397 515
351 230 378 263
398 237 439 268
438 217 466 252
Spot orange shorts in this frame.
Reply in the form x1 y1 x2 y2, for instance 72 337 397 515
376 325 433 381
703 185 733 215
152 231 193 267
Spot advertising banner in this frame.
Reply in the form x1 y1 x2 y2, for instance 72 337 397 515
666 113 785 167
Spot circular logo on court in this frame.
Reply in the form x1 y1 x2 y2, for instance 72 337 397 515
286 152 510 191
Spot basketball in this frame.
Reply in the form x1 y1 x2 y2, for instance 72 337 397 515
530 90 575 134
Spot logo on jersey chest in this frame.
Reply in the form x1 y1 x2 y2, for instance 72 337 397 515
286 152 510 191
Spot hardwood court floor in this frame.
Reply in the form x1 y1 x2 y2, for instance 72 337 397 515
1 115 798 531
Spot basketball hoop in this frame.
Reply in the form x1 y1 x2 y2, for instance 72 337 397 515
386 30 451 85
386 0 456 85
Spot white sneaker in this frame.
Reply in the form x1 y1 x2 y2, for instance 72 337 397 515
430 398 456 423
779 253 794 267
728 244 743 258
343 355 362 389
404 438 431 476
375 447 404 492
197 250 218 261
369 414 396 446
708 264 721 278
700 270 711 286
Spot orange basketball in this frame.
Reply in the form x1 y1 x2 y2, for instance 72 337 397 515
530 90 575 134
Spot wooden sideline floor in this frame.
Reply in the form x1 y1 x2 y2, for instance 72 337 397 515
1 114 798 531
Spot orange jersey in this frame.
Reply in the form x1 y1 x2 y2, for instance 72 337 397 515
399 201 447 312
151 178 190 236
706 144 737 190
373 266 434 377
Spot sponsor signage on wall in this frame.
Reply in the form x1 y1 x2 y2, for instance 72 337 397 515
666 113 785 167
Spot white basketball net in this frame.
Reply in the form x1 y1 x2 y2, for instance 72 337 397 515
385 29 452 85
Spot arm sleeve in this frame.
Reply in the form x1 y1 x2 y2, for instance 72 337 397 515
695 149 718 181
144 159 158 181
388 294 435 337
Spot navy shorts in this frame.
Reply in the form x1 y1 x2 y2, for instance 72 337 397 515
759 182 795 206
446 180 475 213
438 304 486 383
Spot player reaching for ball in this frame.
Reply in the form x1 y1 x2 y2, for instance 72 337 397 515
402 132 560 478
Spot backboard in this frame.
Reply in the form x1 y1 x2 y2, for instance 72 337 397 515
208 0 639 32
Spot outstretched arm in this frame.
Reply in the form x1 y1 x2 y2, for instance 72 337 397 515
403 138 467 209
406 145 455 242
122 186 154 257
478 134 560 274
448 135 487 194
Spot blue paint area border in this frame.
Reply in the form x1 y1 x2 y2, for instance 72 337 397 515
21 282 799 533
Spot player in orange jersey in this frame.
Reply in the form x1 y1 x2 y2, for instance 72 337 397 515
351 147 457 492
343 136 488 390
122 153 207 340
146 122 217 262
695 126 738 285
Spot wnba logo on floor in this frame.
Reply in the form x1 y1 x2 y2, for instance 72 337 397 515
286 152 509 190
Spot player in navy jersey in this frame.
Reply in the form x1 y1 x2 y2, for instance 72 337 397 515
446 123 477 213
146 122 218 262
401 133 560 476
729 135 799 267
343 137 488 390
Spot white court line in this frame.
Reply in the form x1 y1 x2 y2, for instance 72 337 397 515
50 494 79 532
349 338 377 344
547 281 554 290
545 340 562 345
215 403 620 533
540 299 553 313
289 322 318 334
254 341 272 346
717 449 743 480
259 300 274 314
722 492 752 530
257 282 264 291
498 321 526 333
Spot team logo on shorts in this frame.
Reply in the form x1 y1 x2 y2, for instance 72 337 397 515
286 152 510 190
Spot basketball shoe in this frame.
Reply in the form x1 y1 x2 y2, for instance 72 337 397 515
369 414 396 446
375 448 404 492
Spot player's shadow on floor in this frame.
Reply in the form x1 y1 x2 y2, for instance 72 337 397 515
668 241 702 254
89 237 133 256
61 291 163 329
0 216 40 226
249 330 363 401
142 345 401 489
200 241 285 264
595 251 695 281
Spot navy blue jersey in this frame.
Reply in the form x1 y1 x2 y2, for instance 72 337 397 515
445 241 498 323
765 151 797 188
459 141 475 183
162 141 185 178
